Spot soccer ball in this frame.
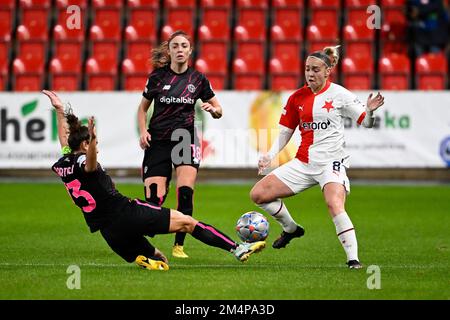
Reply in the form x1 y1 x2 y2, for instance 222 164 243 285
235 211 269 243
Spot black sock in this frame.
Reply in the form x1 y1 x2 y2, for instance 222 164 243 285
191 222 237 252
175 186 193 246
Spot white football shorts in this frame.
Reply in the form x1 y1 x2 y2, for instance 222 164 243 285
271 158 350 194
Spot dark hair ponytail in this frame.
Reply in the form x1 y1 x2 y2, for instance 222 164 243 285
65 109 89 152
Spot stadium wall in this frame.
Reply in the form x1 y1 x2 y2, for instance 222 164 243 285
0 91 449 180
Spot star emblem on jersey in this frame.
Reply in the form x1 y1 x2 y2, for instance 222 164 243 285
322 100 335 113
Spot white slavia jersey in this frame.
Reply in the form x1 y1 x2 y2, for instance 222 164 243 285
279 81 367 166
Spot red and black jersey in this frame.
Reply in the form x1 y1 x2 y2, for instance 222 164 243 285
52 153 130 232
142 65 215 140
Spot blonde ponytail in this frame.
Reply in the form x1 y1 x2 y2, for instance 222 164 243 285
323 45 341 68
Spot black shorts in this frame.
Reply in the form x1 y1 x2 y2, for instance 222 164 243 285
100 199 171 262
142 138 201 182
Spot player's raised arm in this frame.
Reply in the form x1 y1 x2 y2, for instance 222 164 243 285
85 116 98 172
137 96 152 149
42 90 69 150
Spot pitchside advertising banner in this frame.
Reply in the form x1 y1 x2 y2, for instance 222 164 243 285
0 91 449 169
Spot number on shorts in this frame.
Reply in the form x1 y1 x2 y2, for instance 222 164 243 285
64 179 96 213
332 161 341 172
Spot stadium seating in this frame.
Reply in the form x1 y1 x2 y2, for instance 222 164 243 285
198 8 230 41
342 55 373 89
0 0 449 91
161 8 196 40
234 8 266 41
271 8 302 41
200 0 232 8
415 52 448 90
379 53 410 90
269 42 301 90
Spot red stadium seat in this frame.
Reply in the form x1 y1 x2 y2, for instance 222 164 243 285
234 75 264 90
122 74 149 91
0 0 16 9
54 41 83 60
309 0 339 8
90 9 122 41
0 9 13 41
14 42 46 73
234 9 266 41
92 0 123 7
272 0 303 8
270 42 301 74
127 0 159 8
91 41 120 64
56 0 88 8
200 0 232 8
306 23 339 52
196 42 228 74
380 0 405 7
233 42 265 75
164 0 196 7
198 8 230 41
16 9 49 40
51 75 79 91
0 42 8 75
345 0 373 7
205 75 227 90
49 54 82 91
125 9 158 41
271 8 302 41
0 75 6 90
236 0 268 8
53 9 86 42
270 75 300 90
343 24 375 58
126 42 152 61
346 8 369 27
13 75 42 91
342 55 373 89
415 52 448 90
19 0 51 8
311 10 339 27
13 42 45 91
161 9 195 40
379 53 410 90
86 75 116 90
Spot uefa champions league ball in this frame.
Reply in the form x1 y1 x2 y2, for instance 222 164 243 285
236 211 269 243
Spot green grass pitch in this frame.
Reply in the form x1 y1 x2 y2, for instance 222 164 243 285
0 182 449 300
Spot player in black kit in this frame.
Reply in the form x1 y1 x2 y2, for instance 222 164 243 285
136 30 224 259
43 90 265 271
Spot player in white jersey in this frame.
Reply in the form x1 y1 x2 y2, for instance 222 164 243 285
250 46 385 269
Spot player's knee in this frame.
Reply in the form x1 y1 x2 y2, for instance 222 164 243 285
250 185 269 204
325 197 344 215
181 214 196 233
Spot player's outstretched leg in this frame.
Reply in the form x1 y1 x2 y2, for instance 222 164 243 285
170 210 266 263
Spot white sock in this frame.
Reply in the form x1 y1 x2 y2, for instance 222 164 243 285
333 212 359 262
258 199 298 233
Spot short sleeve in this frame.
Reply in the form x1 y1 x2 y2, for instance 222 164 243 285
341 90 366 125
199 75 215 102
279 95 299 130
142 72 159 101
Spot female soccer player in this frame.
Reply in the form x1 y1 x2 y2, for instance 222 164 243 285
250 46 385 269
43 90 264 271
136 30 223 259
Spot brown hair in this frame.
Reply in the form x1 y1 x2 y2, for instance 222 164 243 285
150 30 193 69
65 108 89 151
